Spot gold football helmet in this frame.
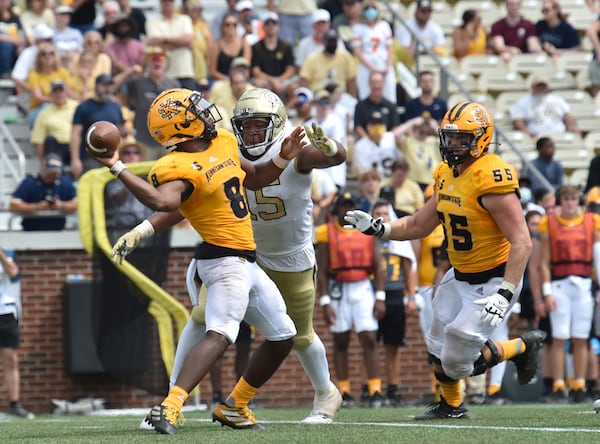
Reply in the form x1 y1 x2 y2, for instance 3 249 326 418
438 101 494 166
147 88 222 151
231 88 286 160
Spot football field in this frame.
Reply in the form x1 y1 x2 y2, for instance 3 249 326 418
1 403 599 444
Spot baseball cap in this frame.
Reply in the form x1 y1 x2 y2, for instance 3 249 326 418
337 191 357 206
235 0 254 12
294 86 313 102
530 74 549 87
312 8 331 24
51 79 66 91
54 5 73 14
33 23 55 40
197 78 210 90
313 89 330 102
95 73 114 85
370 110 384 123
417 0 432 9
263 11 279 23
45 153 63 173
186 0 203 9
231 56 250 69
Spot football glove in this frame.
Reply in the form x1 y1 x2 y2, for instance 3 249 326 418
474 289 512 327
304 122 338 157
344 210 390 238
110 220 155 264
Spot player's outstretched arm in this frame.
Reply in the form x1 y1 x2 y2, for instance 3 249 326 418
243 125 306 190
297 122 347 172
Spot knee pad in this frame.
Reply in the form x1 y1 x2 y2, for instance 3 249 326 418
292 330 314 351
471 340 501 376
191 303 205 325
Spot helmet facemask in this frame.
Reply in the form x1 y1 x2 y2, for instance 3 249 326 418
438 128 477 166
181 92 222 141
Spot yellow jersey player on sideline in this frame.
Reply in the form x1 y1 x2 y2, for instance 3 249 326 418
87 88 304 434
344 101 546 420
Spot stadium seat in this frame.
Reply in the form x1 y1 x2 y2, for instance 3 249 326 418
553 89 594 105
478 70 527 95
568 102 600 134
567 167 590 188
566 8 596 32
447 92 496 109
495 129 536 154
508 53 557 76
575 68 592 91
555 51 593 74
525 71 576 91
496 91 529 114
459 54 506 77
584 130 600 154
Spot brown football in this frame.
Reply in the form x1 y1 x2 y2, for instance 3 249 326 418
85 121 121 158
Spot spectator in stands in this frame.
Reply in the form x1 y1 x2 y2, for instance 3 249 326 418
354 71 399 139
236 0 263 46
296 9 336 69
522 136 565 196
210 58 253 118
299 29 357 97
286 86 314 126
586 16 600 97
305 89 348 190
19 0 55 46
332 0 362 52
69 50 96 101
69 74 127 177
30 79 78 163
9 153 77 231
208 13 251 82
268 0 315 45
356 169 383 213
105 14 145 76
381 158 424 216
491 0 543 63
145 0 197 90
97 0 121 41
11 23 54 96
0 248 34 419
352 110 403 180
452 9 488 61
209 0 237 40
116 0 146 39
69 0 97 35
52 5 83 69
395 0 448 58
76 30 112 80
251 11 296 99
536 0 580 59
326 79 356 139
510 74 580 138
393 116 441 190
0 0 24 78
117 47 179 159
351 1 395 103
402 70 447 123
183 0 213 81
25 42 72 126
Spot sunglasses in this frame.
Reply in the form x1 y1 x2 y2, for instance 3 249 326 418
86 40 101 44
224 22 237 27
40 51 55 56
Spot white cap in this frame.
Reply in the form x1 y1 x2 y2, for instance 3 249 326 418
263 11 279 22
235 0 254 12
294 87 313 101
312 8 331 23
33 23 55 40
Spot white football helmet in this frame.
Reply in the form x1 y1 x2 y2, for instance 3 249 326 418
231 88 286 160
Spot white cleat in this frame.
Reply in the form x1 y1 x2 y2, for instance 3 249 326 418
139 413 155 431
301 381 342 425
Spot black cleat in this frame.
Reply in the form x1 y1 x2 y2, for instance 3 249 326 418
341 393 355 409
510 330 546 384
414 397 470 420
149 404 183 435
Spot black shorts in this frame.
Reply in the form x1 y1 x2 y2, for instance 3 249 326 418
377 291 406 346
0 314 19 348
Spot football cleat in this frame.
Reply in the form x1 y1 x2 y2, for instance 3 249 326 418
341 393 355 409
139 412 155 431
301 381 342 424
9 402 35 419
414 397 470 420
149 404 184 435
510 330 546 385
212 402 266 430
369 391 384 408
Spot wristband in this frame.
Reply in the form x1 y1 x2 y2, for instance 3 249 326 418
319 295 331 306
272 154 291 169
110 160 127 177
497 280 515 302
379 222 392 239
542 282 552 297
375 291 386 301
133 219 155 240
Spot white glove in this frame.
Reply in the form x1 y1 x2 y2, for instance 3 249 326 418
304 122 338 157
110 220 155 264
344 210 390 238
474 291 511 327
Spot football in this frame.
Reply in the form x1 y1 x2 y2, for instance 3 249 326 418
85 121 121 158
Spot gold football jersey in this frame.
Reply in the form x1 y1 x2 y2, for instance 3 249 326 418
148 129 256 251
434 154 518 274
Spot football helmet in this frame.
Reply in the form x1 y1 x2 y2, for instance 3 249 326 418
147 88 222 151
438 101 494 166
231 88 286 160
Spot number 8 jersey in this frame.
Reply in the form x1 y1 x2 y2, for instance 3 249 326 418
434 153 519 274
148 128 256 252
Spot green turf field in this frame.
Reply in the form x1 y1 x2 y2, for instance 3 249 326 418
1 403 599 444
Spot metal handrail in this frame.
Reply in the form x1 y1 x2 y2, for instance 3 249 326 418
380 0 555 194
0 120 26 209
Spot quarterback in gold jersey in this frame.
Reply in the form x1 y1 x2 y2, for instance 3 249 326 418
345 102 546 420
87 88 304 434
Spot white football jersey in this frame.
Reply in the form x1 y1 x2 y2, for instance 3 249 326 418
244 127 315 272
